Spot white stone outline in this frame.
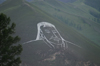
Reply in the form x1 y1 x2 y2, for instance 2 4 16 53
23 22 81 49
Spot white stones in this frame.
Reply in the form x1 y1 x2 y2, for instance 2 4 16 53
23 22 81 49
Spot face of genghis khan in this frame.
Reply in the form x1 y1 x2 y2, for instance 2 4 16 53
23 22 72 49
23 22 80 49
40 26 64 47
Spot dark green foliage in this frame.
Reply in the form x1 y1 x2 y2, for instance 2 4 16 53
89 10 100 23
92 18 100 23
54 8 61 12
89 10 100 18
53 14 82 31
0 13 22 66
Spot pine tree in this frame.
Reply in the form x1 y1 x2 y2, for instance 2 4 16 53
0 13 22 66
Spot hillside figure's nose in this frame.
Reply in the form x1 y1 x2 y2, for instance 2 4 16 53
49 31 57 39
49 31 61 43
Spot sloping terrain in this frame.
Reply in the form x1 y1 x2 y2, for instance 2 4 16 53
29 0 100 46
0 0 100 66
85 0 100 11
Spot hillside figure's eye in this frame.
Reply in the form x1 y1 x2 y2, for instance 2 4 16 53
45 29 50 33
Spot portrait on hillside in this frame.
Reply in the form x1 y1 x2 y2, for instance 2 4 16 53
23 22 80 49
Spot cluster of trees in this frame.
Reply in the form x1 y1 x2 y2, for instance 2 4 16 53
0 13 22 66
85 0 100 23
54 14 82 31
54 8 61 12
89 10 100 23
89 10 100 18
92 18 100 23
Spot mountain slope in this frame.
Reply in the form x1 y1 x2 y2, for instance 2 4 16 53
29 0 100 46
0 0 100 65
85 0 100 11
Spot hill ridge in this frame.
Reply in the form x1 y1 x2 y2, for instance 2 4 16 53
23 0 34 10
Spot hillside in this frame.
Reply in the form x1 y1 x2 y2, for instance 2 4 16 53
0 0 100 66
85 0 100 11
58 0 100 11
29 0 100 46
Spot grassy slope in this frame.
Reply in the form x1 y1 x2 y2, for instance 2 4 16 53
72 0 100 45
30 0 100 46
84 0 100 11
0 0 100 64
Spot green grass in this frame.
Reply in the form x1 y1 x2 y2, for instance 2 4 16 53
30 0 100 46
0 0 100 65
